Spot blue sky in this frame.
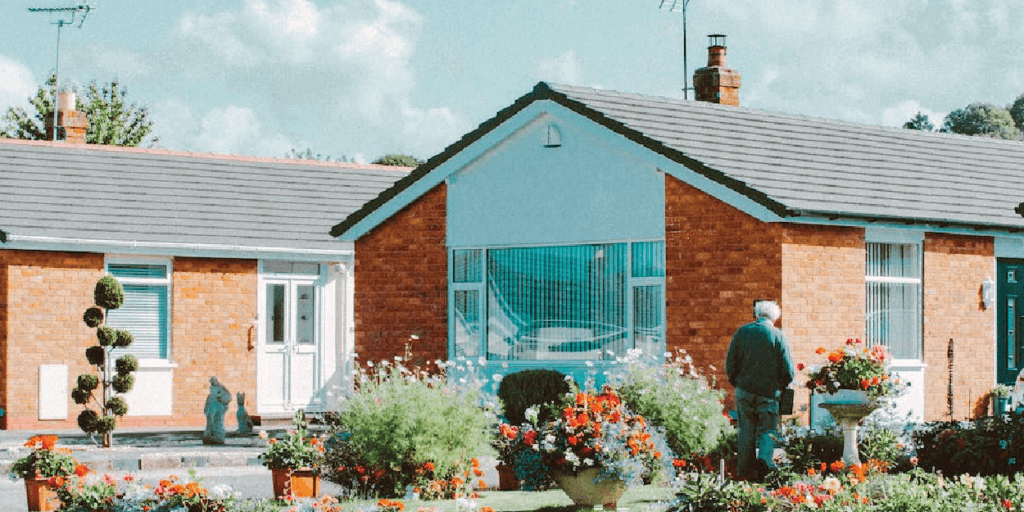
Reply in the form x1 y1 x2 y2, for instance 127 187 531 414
1 0 1022 163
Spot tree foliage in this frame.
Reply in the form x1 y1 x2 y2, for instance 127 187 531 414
941 102 1019 140
1010 93 1024 132
373 153 423 167
286 147 353 163
0 74 155 146
902 112 934 131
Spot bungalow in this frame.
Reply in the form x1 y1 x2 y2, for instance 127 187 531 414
0 119 408 430
331 44 1024 423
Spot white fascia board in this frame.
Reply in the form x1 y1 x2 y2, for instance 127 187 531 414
0 235 353 262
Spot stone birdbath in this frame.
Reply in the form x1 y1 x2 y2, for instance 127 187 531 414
818 402 879 465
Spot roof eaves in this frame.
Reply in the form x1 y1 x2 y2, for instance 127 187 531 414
329 84 550 239
791 208 1024 234
542 84 793 218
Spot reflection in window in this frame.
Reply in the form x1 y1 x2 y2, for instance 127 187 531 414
866 243 922 360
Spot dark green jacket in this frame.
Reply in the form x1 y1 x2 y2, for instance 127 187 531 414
725 318 795 398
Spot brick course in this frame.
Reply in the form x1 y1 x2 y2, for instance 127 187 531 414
354 183 448 369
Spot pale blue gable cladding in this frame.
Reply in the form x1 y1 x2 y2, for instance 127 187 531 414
447 111 665 247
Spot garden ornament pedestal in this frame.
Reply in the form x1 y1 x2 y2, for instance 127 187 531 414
818 402 879 465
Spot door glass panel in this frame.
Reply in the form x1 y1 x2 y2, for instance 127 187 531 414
267 284 286 344
296 285 315 345
1009 297 1016 369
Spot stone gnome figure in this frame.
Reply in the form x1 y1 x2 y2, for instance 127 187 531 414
203 377 232 445
236 392 254 435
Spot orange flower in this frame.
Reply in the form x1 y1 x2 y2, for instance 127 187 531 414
74 464 89 477
481 507 495 512
815 347 827 355
860 379 870 389
471 457 480 468
828 351 844 363
424 462 435 471
478 479 486 490
673 459 687 468
807 468 817 476
829 460 845 472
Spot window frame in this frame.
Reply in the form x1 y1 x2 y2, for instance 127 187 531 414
864 229 923 363
103 256 174 363
448 240 666 366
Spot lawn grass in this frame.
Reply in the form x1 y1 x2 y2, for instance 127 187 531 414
324 485 675 512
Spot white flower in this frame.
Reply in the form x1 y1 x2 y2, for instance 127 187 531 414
410 334 420 340
584 458 595 466
367 360 374 367
492 374 503 382
545 434 557 444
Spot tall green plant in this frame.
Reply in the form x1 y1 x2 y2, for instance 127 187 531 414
71 275 138 447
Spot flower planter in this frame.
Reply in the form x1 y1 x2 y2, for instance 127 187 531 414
496 463 520 490
24 477 61 512
551 468 627 510
821 389 872 405
995 396 1011 416
271 467 320 499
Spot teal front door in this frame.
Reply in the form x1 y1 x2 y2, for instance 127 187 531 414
998 259 1024 385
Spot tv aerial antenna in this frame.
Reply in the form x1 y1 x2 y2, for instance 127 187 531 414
28 2 94 140
657 0 693 100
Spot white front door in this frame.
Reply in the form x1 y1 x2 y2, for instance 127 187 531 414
259 278 321 413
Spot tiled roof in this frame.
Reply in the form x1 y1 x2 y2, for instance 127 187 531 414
1 139 410 255
332 82 1024 238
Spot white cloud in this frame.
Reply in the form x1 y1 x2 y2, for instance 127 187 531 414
535 50 583 85
150 99 293 157
0 55 37 112
880 101 943 130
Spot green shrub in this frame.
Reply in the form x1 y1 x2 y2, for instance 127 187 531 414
97 326 116 346
913 413 1024 476
116 354 139 374
83 307 104 328
497 369 569 425
617 350 730 458
77 410 99 433
859 423 908 470
325 359 492 498
114 329 134 348
85 346 105 366
105 397 128 416
94 275 124 310
779 431 844 474
77 373 100 392
111 373 135 393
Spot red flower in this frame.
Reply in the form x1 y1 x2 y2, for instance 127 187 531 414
797 363 806 371
860 379 870 389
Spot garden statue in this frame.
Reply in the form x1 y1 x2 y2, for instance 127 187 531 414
236 392 254 435
203 377 232 445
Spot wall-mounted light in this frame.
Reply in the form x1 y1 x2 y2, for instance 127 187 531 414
983 276 995 309
545 123 562 148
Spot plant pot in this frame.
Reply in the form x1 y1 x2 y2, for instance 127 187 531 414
271 467 320 499
24 477 61 512
995 396 1011 416
496 463 520 490
551 468 627 510
821 389 871 405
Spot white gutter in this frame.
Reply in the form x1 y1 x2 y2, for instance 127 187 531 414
1 234 353 262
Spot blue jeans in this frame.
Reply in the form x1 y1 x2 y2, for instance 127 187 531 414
735 387 780 480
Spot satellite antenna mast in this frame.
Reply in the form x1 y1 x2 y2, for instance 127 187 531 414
657 0 693 100
28 2 94 141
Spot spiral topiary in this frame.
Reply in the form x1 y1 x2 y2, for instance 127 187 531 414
77 374 100 392
105 397 128 417
71 388 90 405
116 354 139 375
94 415 117 434
77 409 99 434
97 326 116 347
85 346 105 366
112 373 135 394
83 307 104 328
113 329 134 348
94 275 125 310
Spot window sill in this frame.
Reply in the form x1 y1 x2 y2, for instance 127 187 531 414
888 360 926 371
136 360 179 369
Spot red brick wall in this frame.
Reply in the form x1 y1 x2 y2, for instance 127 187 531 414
354 183 448 369
0 250 258 430
780 224 866 419
169 258 257 428
664 175 783 396
922 233 994 420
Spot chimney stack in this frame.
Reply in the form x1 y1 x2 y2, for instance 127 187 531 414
693 34 741 106
45 91 88 144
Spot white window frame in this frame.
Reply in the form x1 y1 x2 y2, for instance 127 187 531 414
448 240 666 366
104 256 174 364
864 228 923 363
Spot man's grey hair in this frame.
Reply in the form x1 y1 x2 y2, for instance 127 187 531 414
754 300 781 322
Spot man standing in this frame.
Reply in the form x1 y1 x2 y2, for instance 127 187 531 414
725 299 795 481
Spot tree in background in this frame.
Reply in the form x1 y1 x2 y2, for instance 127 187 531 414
286 147 353 163
1009 93 1024 133
373 154 423 167
902 112 934 131
0 74 155 146
940 102 1019 140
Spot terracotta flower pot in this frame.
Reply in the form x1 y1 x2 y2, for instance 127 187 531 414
271 467 320 499
24 476 61 512
551 468 626 510
496 463 520 490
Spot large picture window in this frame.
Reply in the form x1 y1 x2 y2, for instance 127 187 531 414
105 261 172 360
451 241 664 362
866 242 921 360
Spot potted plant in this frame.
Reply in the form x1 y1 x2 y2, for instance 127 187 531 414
802 338 900 403
992 384 1013 415
11 435 86 511
517 386 666 510
259 412 326 499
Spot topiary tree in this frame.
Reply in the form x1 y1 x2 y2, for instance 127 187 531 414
72 275 138 448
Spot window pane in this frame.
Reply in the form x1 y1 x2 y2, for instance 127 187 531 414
267 284 286 344
108 264 167 279
296 285 315 345
107 285 168 359
263 261 321 275
453 249 482 283
634 285 664 357
487 244 627 360
454 290 480 358
867 243 919 278
866 281 921 359
632 241 665 277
